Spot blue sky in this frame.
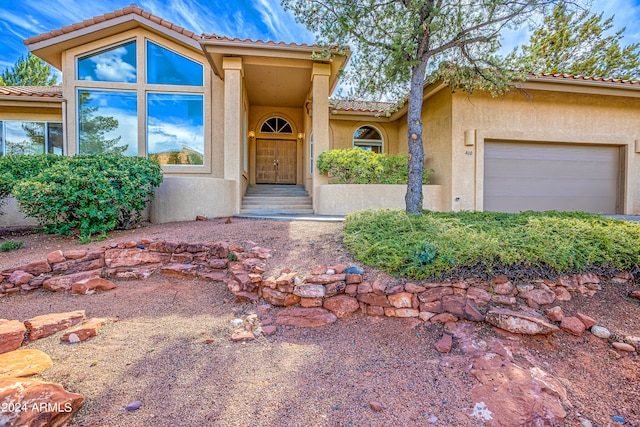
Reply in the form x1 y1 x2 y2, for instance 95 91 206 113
0 0 640 76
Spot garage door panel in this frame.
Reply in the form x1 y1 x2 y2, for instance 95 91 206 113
484 142 619 214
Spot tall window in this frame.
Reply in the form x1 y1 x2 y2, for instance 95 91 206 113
147 93 204 165
353 125 383 153
0 121 63 156
75 38 205 165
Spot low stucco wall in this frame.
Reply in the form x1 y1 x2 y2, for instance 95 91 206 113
315 184 444 215
150 176 237 223
0 197 39 228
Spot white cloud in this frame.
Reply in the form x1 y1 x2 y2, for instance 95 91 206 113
90 47 136 82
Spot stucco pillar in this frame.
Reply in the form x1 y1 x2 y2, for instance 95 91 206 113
223 57 244 213
311 63 331 213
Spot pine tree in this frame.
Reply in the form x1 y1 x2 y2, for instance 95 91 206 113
509 4 640 80
0 53 58 86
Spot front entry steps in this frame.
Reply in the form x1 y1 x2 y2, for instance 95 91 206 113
239 185 314 215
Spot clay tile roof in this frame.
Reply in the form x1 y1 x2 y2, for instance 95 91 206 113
531 72 640 86
23 5 199 46
0 86 63 98
329 99 396 113
200 34 320 49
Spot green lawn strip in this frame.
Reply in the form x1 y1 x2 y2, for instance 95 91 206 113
343 209 640 280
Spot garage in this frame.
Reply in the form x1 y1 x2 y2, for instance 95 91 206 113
483 141 622 214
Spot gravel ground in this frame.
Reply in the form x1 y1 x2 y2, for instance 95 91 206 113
1 218 639 427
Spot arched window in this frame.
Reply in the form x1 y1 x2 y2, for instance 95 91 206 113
260 117 293 134
353 125 383 153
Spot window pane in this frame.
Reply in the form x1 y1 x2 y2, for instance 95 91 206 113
0 121 3 156
78 41 136 83
78 90 138 156
147 41 203 86
147 93 204 165
47 123 64 155
5 121 45 155
354 125 382 141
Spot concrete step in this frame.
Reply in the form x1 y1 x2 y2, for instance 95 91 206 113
239 208 315 215
242 197 312 203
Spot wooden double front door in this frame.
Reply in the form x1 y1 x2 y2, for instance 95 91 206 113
256 139 296 184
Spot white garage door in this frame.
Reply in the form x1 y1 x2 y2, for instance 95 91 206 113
484 141 621 214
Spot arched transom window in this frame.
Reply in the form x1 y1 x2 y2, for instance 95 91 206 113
353 125 383 153
260 117 293 134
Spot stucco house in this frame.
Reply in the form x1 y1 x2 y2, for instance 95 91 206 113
1 5 640 225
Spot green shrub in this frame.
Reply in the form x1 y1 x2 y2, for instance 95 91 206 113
0 154 64 214
12 154 163 238
344 209 640 279
316 148 433 184
0 240 23 251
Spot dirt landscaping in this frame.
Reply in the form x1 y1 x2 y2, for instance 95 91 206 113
1 218 639 427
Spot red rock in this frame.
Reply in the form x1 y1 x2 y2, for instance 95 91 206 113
207 241 228 258
171 252 193 263
43 270 102 292
294 284 326 298
430 313 458 323
345 274 362 285
325 281 346 296
61 318 108 343
275 272 297 286
492 275 509 284
323 295 360 318
419 312 436 321
384 308 419 318
434 334 453 353
105 265 159 280
104 248 170 268
198 269 227 281
419 300 443 313
419 287 453 302
8 270 34 286
276 307 337 327
283 294 301 306
3 259 51 277
369 401 384 412
161 263 199 278
491 294 517 305
46 250 65 264
629 290 640 300
345 284 358 296
231 331 255 341
557 275 578 291
234 292 260 304
388 292 413 308
571 312 596 329
25 310 86 340
577 271 600 285
306 274 346 284
372 280 386 295
63 249 88 260
554 287 572 301
385 284 405 295
310 265 325 275
262 288 288 306
560 316 586 337
366 305 385 316
0 349 53 377
357 293 390 307
300 297 323 308
0 377 84 425
467 287 492 305
209 258 228 269
404 282 426 293
71 278 117 295
262 325 277 335
357 282 373 294
626 336 640 351
493 281 514 295
333 264 346 274
519 288 556 306
0 320 26 354
485 309 560 335
612 342 635 352
545 306 564 322
196 215 207 221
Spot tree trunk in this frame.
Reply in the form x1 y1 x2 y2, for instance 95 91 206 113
405 62 428 215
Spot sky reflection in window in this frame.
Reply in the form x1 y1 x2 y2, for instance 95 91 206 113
77 41 136 83
147 41 203 86
147 93 204 165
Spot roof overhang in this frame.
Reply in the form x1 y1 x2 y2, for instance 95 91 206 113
26 14 202 70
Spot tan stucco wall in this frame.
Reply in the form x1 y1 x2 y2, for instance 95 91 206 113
451 88 640 214
316 184 444 215
150 176 237 223
0 197 39 227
